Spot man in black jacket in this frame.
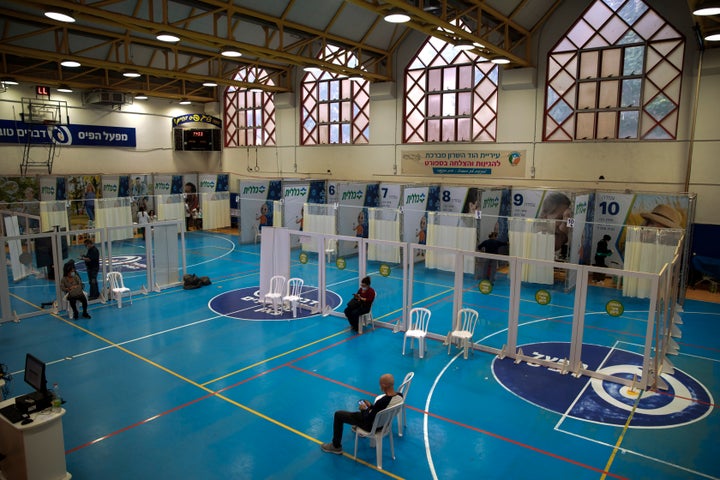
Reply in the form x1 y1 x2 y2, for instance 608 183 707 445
321 373 402 455
81 238 100 300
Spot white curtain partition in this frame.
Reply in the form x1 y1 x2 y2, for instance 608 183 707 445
425 212 476 273
96 197 133 241
4 216 32 281
302 203 336 253
509 218 555 284
157 194 185 222
368 207 401 263
200 192 230 230
39 201 69 233
623 227 682 299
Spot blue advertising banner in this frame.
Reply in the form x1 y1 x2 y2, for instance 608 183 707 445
0 120 136 147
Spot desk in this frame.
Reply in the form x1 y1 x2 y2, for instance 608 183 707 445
0 398 71 480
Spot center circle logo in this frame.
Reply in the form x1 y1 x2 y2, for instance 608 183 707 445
208 286 342 321
492 342 713 428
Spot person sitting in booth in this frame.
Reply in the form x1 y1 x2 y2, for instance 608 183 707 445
343 276 375 332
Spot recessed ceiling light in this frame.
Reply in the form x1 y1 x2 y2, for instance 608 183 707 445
221 48 243 58
134 94 148 100
384 9 411 23
156 32 180 43
57 85 73 93
44 11 76 23
61 60 81 68
203 81 218 87
179 99 192 105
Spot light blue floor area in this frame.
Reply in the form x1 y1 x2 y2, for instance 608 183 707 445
1 231 718 479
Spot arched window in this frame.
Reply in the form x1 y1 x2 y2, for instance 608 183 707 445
544 0 684 141
224 66 277 147
404 34 498 143
300 45 370 145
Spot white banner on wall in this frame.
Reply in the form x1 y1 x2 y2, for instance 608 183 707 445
154 175 173 196
402 186 431 249
283 182 310 246
198 174 218 193
239 180 274 244
101 176 121 199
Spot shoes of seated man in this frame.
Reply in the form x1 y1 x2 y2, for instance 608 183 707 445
320 442 342 455
82 312 91 319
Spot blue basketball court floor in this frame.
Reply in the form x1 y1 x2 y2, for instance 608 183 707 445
1 231 718 479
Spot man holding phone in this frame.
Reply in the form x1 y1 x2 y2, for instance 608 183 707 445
344 276 375 332
321 373 402 455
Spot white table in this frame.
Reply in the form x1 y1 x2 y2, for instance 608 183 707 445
0 397 71 480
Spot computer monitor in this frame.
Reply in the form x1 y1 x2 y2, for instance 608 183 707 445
24 353 48 394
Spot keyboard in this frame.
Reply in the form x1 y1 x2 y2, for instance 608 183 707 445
0 404 25 424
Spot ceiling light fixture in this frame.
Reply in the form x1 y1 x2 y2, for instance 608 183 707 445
179 99 192 105
693 1 720 15
60 60 81 68
123 71 141 78
203 81 218 87
303 66 323 75
44 10 76 23
57 85 73 93
134 94 148 100
491 56 511 65
455 40 475 51
384 8 411 23
1 77 19 85
348 74 365 82
705 32 720 41
221 48 243 58
156 32 180 43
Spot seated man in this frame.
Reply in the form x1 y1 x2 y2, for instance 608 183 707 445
344 276 375 332
321 373 402 455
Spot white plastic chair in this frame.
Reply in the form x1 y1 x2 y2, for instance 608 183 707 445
402 307 431 358
358 311 374 334
446 308 480 359
396 372 414 436
325 239 336 263
353 398 403 470
282 277 304 318
107 271 132 308
263 275 286 315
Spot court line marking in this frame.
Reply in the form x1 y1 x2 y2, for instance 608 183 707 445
60 321 404 478
600 390 642 480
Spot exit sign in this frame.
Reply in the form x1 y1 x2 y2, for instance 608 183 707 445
36 85 51 96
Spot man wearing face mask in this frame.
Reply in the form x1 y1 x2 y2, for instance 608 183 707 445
344 276 375 332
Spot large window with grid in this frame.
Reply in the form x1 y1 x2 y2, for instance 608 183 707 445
224 67 276 147
404 35 498 143
300 45 369 145
544 0 684 141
